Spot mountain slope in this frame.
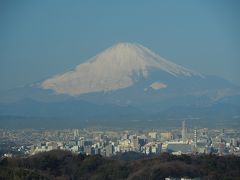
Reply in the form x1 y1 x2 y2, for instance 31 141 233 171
0 98 144 119
0 42 239 125
41 43 202 96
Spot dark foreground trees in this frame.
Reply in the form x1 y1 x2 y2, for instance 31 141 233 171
0 150 240 180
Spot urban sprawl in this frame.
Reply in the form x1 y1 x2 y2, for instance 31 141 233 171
1 121 240 158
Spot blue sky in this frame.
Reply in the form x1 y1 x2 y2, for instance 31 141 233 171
0 0 240 91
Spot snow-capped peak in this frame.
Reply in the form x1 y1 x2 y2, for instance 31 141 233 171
41 42 202 96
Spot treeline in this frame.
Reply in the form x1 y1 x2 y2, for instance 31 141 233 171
0 150 240 179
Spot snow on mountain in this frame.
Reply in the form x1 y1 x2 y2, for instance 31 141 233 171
41 42 202 96
150 82 167 90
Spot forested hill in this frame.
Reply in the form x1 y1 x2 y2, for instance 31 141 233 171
0 150 240 180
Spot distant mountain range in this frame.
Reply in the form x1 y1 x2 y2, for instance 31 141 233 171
0 43 239 127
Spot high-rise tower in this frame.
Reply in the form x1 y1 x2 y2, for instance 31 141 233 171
194 128 197 148
182 120 186 142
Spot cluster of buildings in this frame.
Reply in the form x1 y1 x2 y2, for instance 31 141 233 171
1 121 240 158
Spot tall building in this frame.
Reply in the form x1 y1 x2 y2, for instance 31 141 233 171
131 135 139 152
222 128 225 136
193 128 197 148
160 132 173 140
182 120 186 142
73 129 79 140
84 146 94 155
105 144 114 157
148 132 157 139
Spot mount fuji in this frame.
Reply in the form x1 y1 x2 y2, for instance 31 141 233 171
41 43 202 96
0 43 239 127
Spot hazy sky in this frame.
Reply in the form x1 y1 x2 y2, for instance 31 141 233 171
0 0 240 92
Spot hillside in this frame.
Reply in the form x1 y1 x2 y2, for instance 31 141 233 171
0 150 240 179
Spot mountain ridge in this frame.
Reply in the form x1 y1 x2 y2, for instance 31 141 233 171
0 42 239 126
41 42 203 96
